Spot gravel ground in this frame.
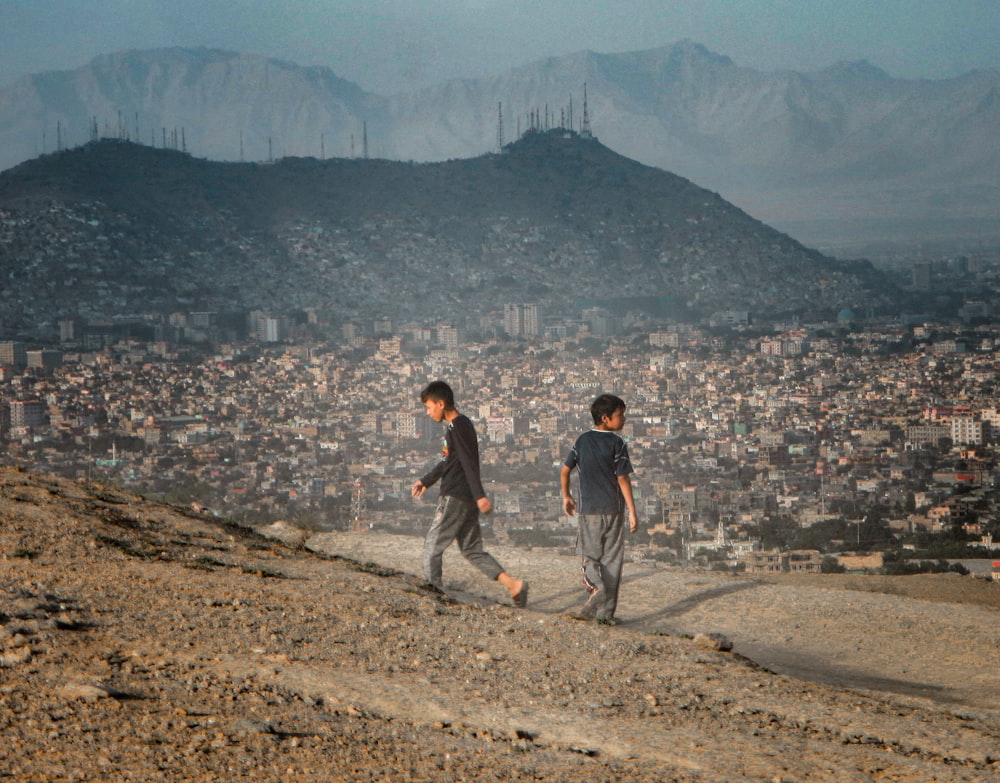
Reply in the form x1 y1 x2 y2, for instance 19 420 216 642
2 468 999 782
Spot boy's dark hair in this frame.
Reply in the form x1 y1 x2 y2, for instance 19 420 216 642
420 380 456 408
590 393 626 424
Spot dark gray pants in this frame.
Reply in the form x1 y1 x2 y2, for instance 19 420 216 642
577 512 626 618
423 495 504 589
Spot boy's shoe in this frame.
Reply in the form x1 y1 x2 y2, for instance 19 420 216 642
577 588 605 620
596 616 618 626
512 582 529 608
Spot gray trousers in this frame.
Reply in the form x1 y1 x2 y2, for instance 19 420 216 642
423 495 504 589
577 512 626 618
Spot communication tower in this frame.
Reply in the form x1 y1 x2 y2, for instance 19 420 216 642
496 102 504 152
351 478 367 532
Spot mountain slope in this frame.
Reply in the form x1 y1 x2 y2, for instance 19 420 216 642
2 467 999 781
0 133 902 338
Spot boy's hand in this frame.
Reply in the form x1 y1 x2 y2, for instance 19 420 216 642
629 511 638 533
477 496 493 515
411 480 426 498
562 495 576 517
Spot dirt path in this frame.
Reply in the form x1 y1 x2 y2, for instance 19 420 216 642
306 529 1000 713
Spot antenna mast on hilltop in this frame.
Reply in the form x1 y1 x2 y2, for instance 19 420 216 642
496 102 504 152
362 121 369 159
580 82 592 138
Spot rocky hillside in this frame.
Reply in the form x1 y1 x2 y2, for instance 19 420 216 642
2 466 999 781
0 132 904 339
1 42 997 248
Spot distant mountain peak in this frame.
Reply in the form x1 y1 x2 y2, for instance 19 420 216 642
665 38 735 66
819 58 892 80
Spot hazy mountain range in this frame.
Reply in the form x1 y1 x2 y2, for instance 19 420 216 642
1 41 997 252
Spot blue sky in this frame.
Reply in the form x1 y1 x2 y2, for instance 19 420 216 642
1 0 998 93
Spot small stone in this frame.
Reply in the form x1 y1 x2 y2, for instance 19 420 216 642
693 632 733 652
57 683 108 702
0 647 32 668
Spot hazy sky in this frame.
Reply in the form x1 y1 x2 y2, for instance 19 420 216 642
2 0 998 93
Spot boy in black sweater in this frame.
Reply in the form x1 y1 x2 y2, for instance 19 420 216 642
411 380 528 607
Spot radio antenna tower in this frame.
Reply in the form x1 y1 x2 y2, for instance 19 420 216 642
496 102 504 152
350 478 367 532
580 82 592 138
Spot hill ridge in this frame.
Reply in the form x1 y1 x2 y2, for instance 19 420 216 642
0 133 904 340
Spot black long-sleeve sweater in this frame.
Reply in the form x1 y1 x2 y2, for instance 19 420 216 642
419 414 486 502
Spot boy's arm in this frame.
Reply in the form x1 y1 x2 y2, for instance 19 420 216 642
413 459 446 498
560 464 576 516
618 474 638 532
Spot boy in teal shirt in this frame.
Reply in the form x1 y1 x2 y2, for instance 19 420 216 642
560 394 637 623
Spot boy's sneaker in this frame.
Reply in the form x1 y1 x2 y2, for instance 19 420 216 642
596 616 618 626
578 588 605 620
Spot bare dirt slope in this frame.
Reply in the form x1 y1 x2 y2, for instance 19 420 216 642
2 468 999 782
307 528 1000 713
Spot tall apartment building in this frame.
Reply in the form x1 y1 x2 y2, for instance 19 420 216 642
522 303 540 336
503 303 542 337
435 323 459 350
0 341 27 368
27 349 64 373
951 416 987 446
8 399 48 431
59 318 81 343
394 411 419 438
582 307 618 336
378 336 402 357
249 312 289 343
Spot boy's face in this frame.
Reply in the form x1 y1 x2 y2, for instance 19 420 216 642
423 398 447 422
601 408 627 431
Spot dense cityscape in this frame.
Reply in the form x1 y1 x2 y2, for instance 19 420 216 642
4 269 1000 578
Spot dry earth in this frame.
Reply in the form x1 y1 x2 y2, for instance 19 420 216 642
2 467 999 782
